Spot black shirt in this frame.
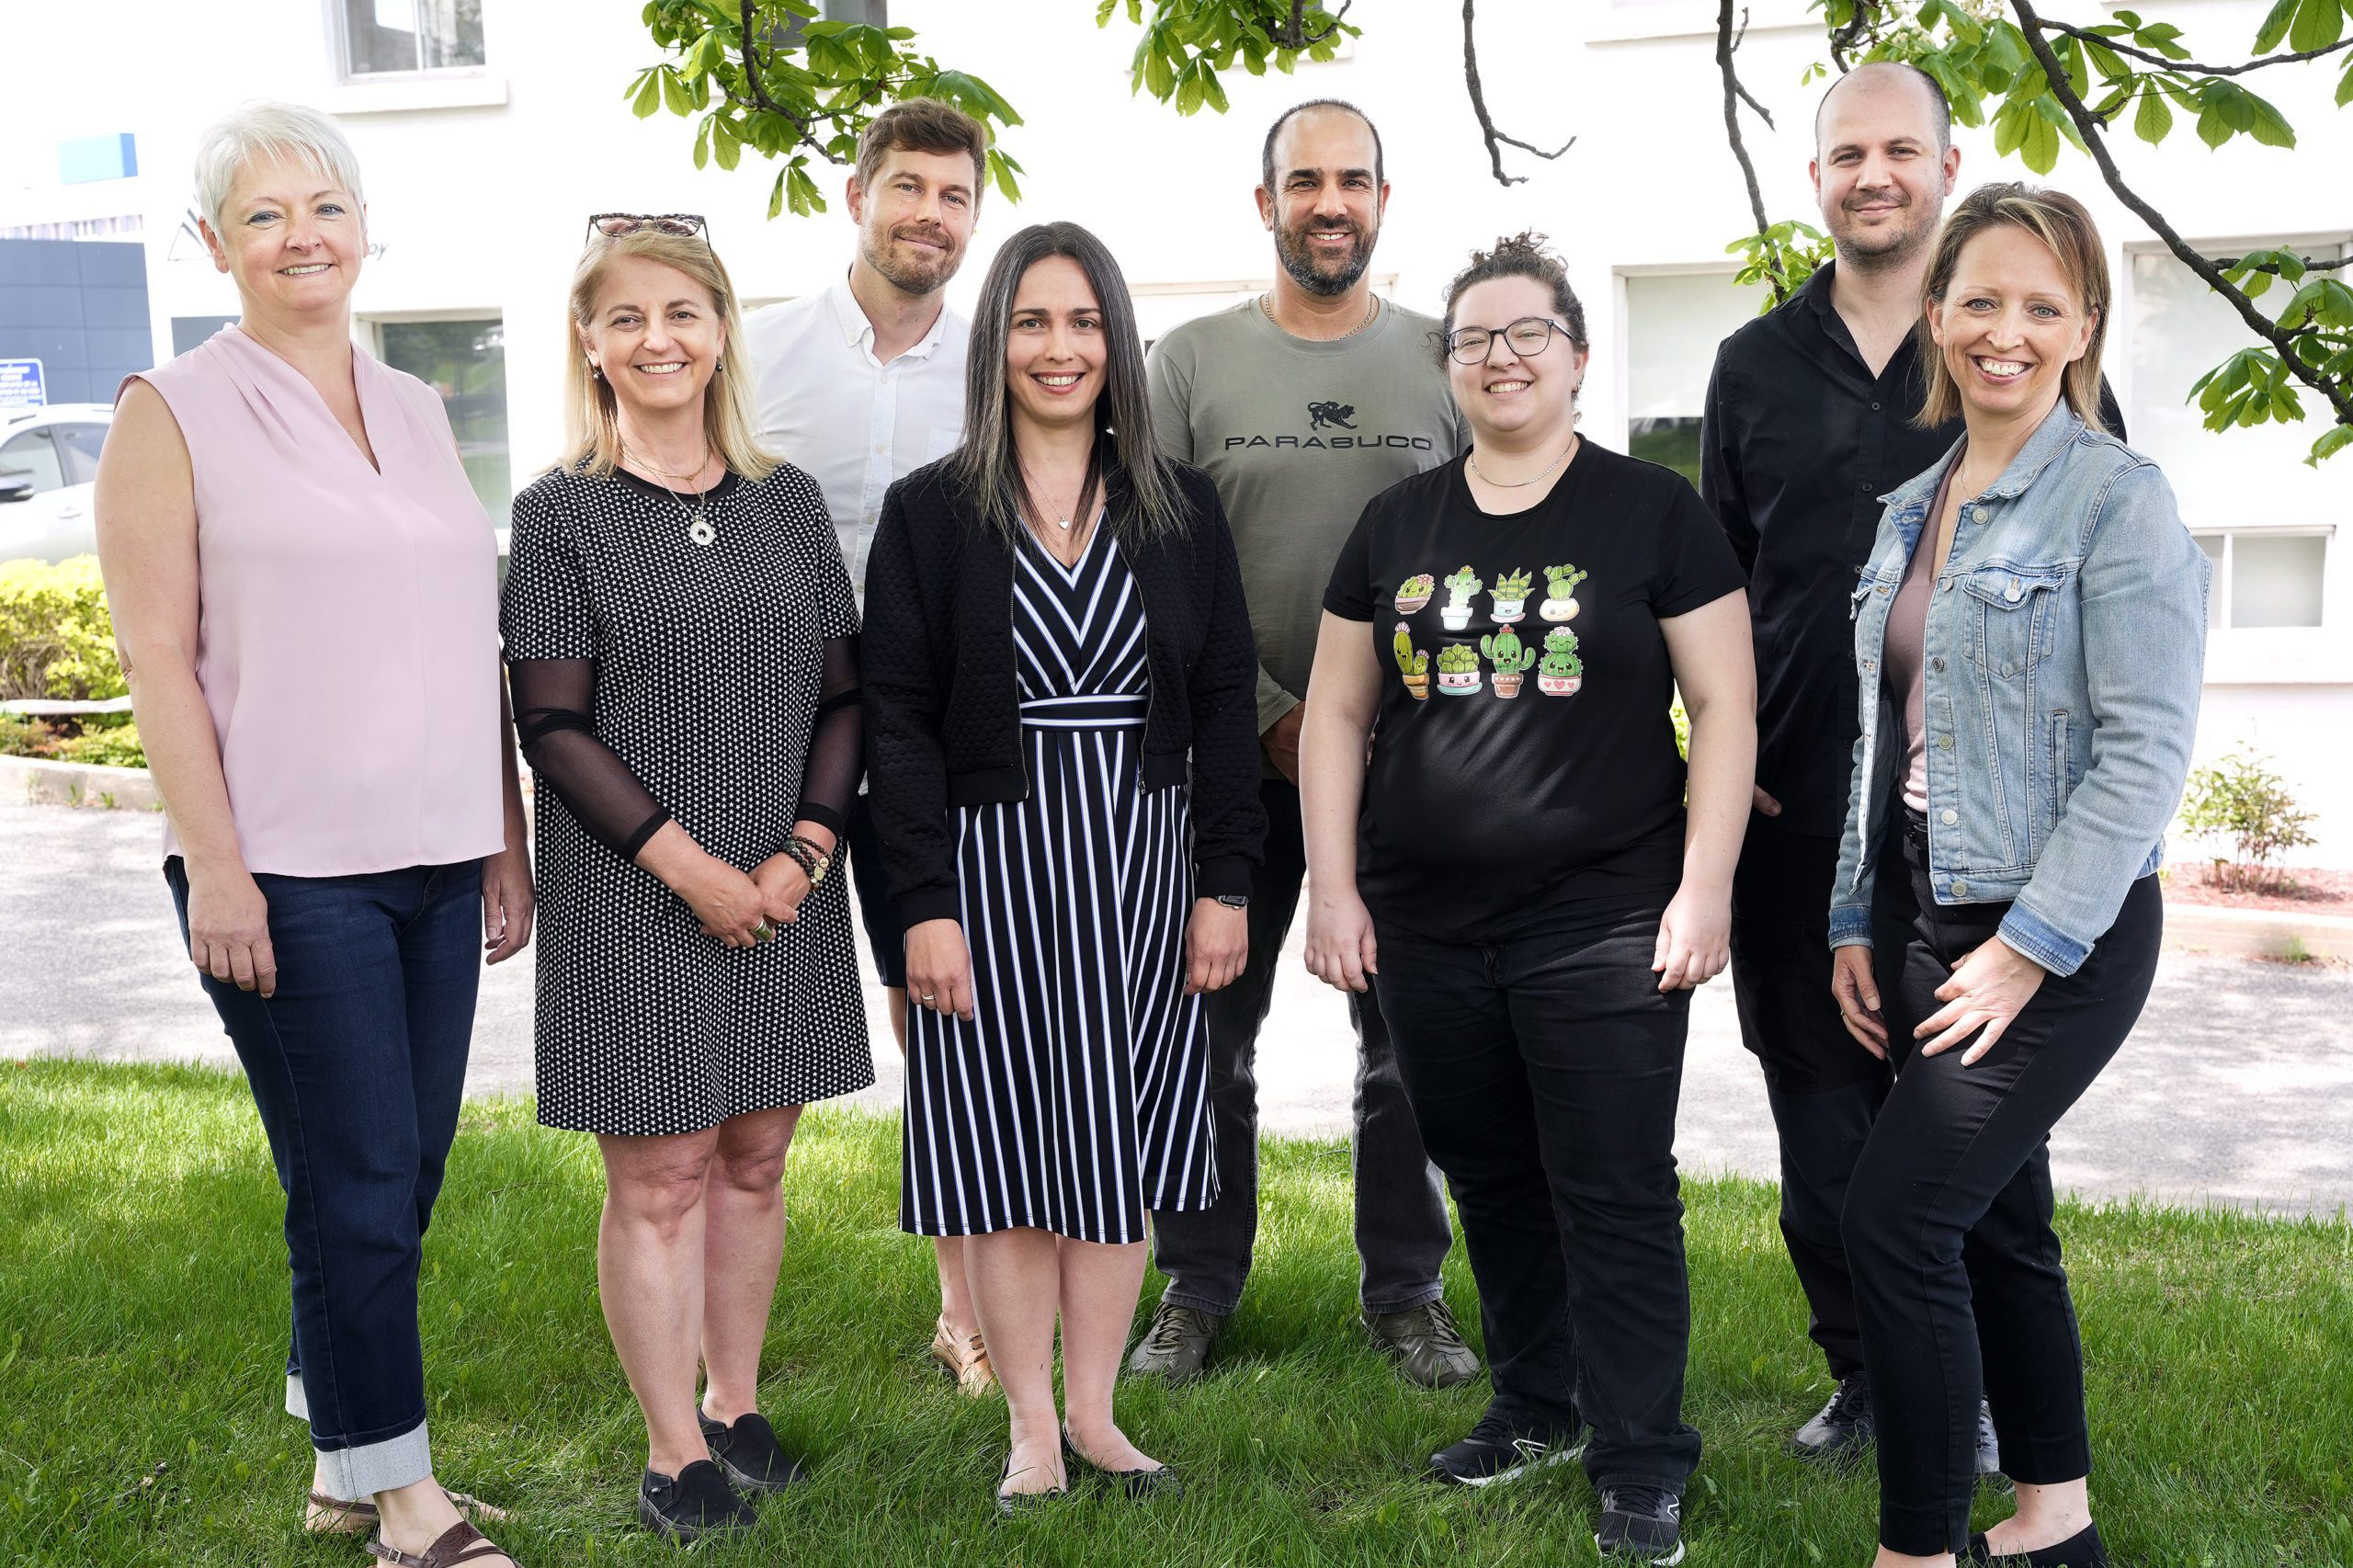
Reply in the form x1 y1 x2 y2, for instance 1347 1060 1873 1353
1699 261 2123 838
1324 443 1746 944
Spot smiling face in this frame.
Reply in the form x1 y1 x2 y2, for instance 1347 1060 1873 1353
1927 222 2096 428
850 146 980 297
577 255 726 425
1256 107 1387 298
1445 276 1587 448
201 151 366 316
1001 255 1105 437
1812 67 1960 271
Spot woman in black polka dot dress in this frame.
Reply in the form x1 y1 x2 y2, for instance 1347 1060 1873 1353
499 222 869 1541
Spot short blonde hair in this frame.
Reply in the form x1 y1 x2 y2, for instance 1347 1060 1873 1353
193 101 366 234
1916 182 2111 434
562 229 776 483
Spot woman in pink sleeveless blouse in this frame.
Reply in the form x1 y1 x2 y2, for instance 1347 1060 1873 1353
93 104 529 1568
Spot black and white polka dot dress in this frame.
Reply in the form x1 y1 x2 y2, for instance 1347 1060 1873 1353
501 463 873 1137
901 526 1215 1244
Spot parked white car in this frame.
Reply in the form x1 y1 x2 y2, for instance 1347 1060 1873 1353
0 403 111 565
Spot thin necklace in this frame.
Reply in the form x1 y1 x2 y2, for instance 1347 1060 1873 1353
1261 290 1379 339
1469 435 1579 490
623 441 719 547
1019 460 1089 533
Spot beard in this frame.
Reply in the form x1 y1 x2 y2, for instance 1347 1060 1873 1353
1831 189 1939 272
861 222 961 295
1275 215 1375 297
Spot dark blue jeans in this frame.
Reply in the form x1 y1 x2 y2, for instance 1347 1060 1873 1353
166 856 482 1500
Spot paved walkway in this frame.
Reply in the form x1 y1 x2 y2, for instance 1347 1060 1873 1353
6 801 2347 1216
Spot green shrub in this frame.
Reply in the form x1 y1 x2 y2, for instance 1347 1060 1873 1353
52 718 146 768
2179 744 2318 892
0 555 125 701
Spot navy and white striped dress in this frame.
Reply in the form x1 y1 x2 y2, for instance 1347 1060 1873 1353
902 525 1215 1244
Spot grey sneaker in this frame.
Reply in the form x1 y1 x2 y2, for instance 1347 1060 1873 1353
1363 1299 1482 1389
1975 1398 2006 1481
1125 1299 1225 1381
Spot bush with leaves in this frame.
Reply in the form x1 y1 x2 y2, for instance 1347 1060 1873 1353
0 556 125 702
2178 744 2319 892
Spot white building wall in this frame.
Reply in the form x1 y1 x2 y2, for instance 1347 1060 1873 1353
5 0 2346 860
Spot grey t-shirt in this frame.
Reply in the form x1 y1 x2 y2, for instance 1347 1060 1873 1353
1147 299 1470 737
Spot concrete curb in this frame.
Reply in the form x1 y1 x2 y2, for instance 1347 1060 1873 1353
2164 901 2353 960
0 756 161 811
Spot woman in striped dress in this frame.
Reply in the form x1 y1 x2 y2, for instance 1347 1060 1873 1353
864 221 1267 1510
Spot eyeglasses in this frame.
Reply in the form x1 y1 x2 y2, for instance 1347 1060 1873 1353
585 212 710 244
1445 317 1574 365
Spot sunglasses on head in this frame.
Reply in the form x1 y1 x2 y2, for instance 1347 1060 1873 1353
585 212 710 244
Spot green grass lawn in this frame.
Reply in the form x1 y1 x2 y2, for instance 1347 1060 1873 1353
3 1059 2348 1567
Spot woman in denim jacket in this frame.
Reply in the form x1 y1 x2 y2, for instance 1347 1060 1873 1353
1826 184 2207 1568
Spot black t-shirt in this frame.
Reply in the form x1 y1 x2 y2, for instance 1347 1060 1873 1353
1324 441 1747 943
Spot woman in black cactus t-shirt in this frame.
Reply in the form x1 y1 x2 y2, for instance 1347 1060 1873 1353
1300 234 1754 1563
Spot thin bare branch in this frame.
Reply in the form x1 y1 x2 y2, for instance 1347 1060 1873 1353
2036 14 2353 77
1295 0 1355 47
2010 0 2353 431
1829 0 1881 73
1462 0 1574 187
1717 0 1775 249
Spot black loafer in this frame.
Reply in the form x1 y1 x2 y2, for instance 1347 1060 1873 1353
1968 1522 2109 1567
699 1408 807 1493
994 1457 1068 1517
639 1459 756 1542
1061 1424 1184 1498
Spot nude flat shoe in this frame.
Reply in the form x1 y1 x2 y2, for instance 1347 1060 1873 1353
929 1312 997 1397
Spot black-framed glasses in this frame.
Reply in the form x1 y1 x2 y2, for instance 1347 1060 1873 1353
1446 316 1574 364
585 211 710 244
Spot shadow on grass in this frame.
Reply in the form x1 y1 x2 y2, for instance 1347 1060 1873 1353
1 1059 2347 1566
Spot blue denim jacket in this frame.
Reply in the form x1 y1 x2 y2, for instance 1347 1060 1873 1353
1829 403 2209 977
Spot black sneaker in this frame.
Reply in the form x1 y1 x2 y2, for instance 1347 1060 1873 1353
640 1459 756 1542
1790 1369 1874 1463
1966 1522 2109 1566
1596 1483 1686 1563
1427 1410 1583 1488
699 1408 807 1493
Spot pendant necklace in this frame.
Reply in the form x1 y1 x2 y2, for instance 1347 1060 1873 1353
624 441 718 546
1468 434 1578 490
1020 461 1087 532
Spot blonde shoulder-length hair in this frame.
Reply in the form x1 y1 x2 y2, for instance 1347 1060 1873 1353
1915 182 2112 436
561 228 776 481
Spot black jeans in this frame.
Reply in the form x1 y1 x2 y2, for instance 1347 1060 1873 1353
1374 913 1703 1492
1844 809 2160 1555
165 856 483 1501
1727 819 1892 1381
1150 777 1453 1317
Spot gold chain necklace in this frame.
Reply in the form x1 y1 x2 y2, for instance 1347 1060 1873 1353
1468 435 1579 490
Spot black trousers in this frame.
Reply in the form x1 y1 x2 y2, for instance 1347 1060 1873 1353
1728 820 1892 1380
1845 808 2160 1555
1373 913 1703 1492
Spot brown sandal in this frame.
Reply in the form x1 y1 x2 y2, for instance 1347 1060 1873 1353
305 1489 507 1536
363 1518 514 1566
929 1312 997 1397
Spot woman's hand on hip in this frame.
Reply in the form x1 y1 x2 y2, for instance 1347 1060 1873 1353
1184 899 1249 995
1653 881 1731 992
186 861 277 997
1917 936 2047 1065
1303 889 1378 994
481 843 535 964
682 858 772 948
1830 944 1888 1058
905 918 976 1021
751 854 812 926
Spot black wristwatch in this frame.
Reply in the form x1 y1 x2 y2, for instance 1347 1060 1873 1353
1214 892 1250 910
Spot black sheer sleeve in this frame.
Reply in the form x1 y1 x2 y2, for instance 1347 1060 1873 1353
795 635 861 840
508 657 671 861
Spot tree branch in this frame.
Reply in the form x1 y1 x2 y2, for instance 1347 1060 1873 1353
1290 0 1354 47
1717 0 1775 245
2010 0 2353 431
1829 0 1882 72
2035 14 2353 77
1463 0 1574 187
738 0 784 116
2213 255 2353 274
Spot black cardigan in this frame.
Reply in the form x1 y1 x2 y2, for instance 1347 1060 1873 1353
864 456 1268 926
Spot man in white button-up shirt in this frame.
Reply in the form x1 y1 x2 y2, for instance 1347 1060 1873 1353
745 97 986 1388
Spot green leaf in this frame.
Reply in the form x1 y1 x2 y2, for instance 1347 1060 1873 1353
767 166 788 221
2338 54 2353 106
1176 61 1207 115
1201 63 1230 113
2289 0 2346 53
2254 0 2302 52
2317 278 2353 325
1143 41 1176 99
712 115 741 172
2021 108 2061 173
660 65 691 118
2243 87 2298 147
692 116 710 171
2307 422 2353 465
629 67 663 119
2133 82 2174 142
1993 99 2029 157
2196 93 2234 148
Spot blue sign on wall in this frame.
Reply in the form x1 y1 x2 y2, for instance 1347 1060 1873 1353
0 359 45 409
58 133 139 185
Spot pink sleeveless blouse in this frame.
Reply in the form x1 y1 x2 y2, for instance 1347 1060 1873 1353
130 324 505 876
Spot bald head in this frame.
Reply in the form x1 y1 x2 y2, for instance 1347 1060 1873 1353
1815 62 1951 155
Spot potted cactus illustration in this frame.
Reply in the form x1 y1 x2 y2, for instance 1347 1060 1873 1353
1540 562 1588 622
1537 626 1584 695
1489 567 1534 624
1392 622 1430 699
1480 624 1537 698
1439 564 1483 631
1434 642 1483 696
1394 572 1435 614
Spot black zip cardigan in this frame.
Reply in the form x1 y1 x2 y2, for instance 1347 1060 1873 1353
863 454 1268 928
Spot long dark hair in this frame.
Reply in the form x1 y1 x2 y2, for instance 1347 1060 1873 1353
954 221 1191 546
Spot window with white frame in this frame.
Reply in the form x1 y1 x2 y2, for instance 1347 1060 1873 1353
375 317 509 519
338 0 485 78
1622 270 1768 490
2193 529 2328 631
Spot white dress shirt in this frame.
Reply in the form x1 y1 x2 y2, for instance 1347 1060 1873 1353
746 275 970 599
